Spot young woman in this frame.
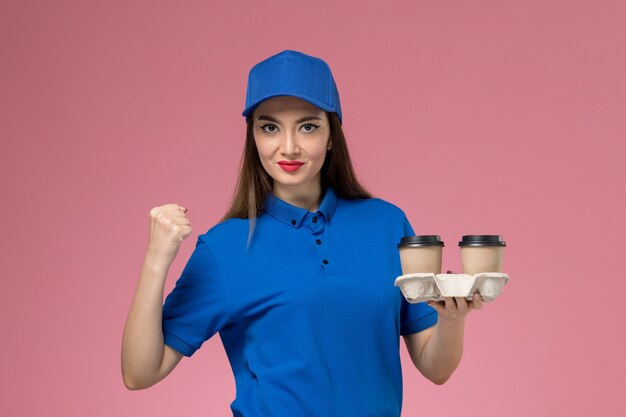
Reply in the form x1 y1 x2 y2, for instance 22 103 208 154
122 49 484 416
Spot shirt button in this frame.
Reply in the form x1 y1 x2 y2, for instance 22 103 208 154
316 239 321 245
312 216 318 223
291 219 296 225
322 259 329 264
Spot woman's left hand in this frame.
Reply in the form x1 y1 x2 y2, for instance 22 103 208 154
426 293 484 323
426 270 485 323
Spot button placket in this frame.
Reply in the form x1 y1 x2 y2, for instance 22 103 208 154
306 212 334 275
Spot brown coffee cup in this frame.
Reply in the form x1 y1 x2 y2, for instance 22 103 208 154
458 235 506 275
397 235 445 274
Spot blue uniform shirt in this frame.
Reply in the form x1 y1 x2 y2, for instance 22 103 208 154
162 185 438 416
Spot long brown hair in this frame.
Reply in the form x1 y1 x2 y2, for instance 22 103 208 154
219 111 373 250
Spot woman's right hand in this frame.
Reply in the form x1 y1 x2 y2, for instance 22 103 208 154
146 204 193 268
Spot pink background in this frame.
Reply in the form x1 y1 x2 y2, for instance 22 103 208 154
1 0 624 416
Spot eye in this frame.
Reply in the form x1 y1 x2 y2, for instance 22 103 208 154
302 123 320 133
260 123 278 133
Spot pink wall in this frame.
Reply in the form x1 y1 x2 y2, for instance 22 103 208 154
1 0 623 416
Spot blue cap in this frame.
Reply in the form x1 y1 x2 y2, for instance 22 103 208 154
242 50 343 125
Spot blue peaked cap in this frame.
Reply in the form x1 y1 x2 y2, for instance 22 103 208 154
242 50 343 125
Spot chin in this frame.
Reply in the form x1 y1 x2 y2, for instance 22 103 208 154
276 177 308 186
273 172 311 185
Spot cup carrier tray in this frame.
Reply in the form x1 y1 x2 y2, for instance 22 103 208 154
394 272 509 303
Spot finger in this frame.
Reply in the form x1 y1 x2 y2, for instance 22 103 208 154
443 296 456 312
170 216 191 225
160 205 187 214
455 296 468 313
165 211 190 222
472 293 484 309
426 300 444 313
161 206 188 216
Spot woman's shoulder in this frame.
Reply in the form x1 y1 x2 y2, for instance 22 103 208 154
343 195 406 219
198 217 248 245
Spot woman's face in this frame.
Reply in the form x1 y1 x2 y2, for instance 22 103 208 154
252 96 331 191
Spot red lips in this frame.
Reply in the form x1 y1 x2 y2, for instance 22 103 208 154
278 160 304 165
278 160 304 172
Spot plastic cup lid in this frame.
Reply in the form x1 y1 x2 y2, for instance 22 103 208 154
458 235 506 247
397 235 445 249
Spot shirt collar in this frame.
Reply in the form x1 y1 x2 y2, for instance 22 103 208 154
263 185 338 229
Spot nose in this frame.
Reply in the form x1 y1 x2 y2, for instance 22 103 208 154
281 129 300 155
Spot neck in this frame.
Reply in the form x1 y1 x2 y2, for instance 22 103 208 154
273 179 324 212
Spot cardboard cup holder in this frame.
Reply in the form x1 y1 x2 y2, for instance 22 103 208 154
394 272 509 303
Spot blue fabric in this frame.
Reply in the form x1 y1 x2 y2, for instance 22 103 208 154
162 185 438 416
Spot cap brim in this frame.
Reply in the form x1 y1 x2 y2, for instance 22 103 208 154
242 93 336 119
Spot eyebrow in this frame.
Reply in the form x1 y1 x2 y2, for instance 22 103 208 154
256 115 323 124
